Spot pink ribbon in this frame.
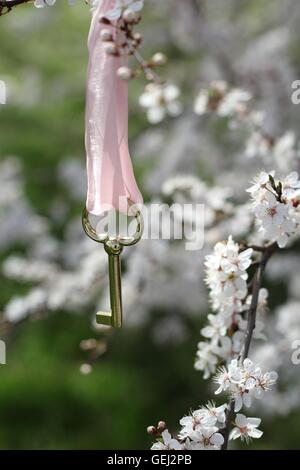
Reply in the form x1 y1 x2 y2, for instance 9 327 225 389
85 0 143 215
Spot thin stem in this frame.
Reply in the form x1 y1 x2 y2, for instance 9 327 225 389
0 0 87 15
131 47 164 84
119 23 164 85
222 401 235 450
0 0 31 15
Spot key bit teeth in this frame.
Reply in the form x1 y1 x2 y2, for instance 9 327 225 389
96 311 113 326
96 311 122 328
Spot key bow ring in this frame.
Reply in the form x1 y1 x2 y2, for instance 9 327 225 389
82 207 144 328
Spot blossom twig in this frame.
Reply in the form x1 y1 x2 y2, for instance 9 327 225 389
241 242 277 360
222 401 235 450
0 0 31 16
222 241 277 449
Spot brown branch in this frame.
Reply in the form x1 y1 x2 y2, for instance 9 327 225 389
241 242 277 360
0 0 31 5
0 0 86 16
0 0 32 16
222 241 277 449
222 400 235 450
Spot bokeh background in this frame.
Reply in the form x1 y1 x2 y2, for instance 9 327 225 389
1 0 300 450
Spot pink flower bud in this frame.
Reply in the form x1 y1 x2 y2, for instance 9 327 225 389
103 42 118 56
147 426 157 435
100 29 113 42
99 16 111 25
157 421 167 432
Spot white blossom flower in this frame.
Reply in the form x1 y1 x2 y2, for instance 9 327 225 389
162 175 206 202
221 247 253 274
245 132 273 160
194 81 251 121
254 371 278 399
205 236 252 307
232 388 252 412
217 89 251 118
230 414 263 442
281 172 300 199
245 131 300 172
254 192 288 229
151 430 183 450
4 289 47 323
214 360 243 394
248 171 299 248
34 0 56 7
201 314 228 340
195 342 218 379
214 359 277 412
194 80 228 115
246 171 274 195
186 427 224 450
104 0 144 21
273 132 300 172
179 410 217 440
139 83 182 124
34 0 76 8
203 402 227 425
219 269 248 298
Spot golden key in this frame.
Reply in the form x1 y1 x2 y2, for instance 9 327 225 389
82 207 143 328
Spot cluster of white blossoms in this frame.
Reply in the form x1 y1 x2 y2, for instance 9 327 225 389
139 83 182 124
194 80 300 175
215 358 278 412
98 0 144 61
90 0 180 124
33 0 106 10
34 0 76 8
104 0 144 21
33 1 144 22
150 358 277 450
150 402 227 450
248 171 300 248
194 80 252 123
195 236 254 379
245 131 300 172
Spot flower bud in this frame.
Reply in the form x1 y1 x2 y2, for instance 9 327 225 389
99 16 111 25
157 421 167 433
133 13 141 24
103 42 118 56
100 29 113 42
80 363 92 375
133 32 143 44
123 8 136 23
130 40 138 49
147 426 157 435
80 338 97 351
117 66 133 81
151 52 167 66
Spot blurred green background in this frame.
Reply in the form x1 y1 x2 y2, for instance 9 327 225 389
0 0 300 450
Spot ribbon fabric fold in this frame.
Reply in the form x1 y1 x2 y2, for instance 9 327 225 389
85 0 143 215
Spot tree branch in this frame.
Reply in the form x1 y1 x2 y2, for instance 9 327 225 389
222 241 277 449
0 0 32 16
241 242 277 360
